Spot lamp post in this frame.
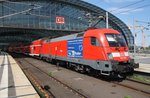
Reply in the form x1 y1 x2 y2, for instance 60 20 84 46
133 19 136 57
129 20 137 57
106 11 109 28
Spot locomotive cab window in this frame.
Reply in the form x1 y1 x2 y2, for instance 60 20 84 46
105 34 126 47
90 37 101 46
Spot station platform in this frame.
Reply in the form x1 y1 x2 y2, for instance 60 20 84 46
135 63 150 74
0 52 40 98
130 54 150 74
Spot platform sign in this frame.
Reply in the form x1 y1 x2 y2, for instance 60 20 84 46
56 16 65 24
68 38 83 58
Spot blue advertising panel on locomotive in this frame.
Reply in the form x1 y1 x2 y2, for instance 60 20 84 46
68 38 83 58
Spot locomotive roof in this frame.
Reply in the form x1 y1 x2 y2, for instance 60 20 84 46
44 28 119 43
48 32 84 42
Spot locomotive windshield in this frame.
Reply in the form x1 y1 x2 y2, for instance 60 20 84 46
105 34 126 47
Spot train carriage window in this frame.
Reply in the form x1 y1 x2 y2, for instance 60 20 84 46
90 37 101 46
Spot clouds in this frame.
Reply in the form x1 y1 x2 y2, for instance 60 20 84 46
103 0 139 3
107 7 144 14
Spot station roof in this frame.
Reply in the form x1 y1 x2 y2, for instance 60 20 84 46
0 0 133 49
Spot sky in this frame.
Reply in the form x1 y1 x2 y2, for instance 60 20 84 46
82 0 150 47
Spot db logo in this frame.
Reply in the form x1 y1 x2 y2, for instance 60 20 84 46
56 16 65 24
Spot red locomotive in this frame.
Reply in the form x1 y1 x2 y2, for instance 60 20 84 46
9 28 139 78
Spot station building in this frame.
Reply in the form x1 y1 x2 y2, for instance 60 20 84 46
0 0 134 49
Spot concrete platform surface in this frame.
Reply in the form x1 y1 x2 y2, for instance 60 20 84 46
131 54 150 74
0 52 40 98
135 63 150 73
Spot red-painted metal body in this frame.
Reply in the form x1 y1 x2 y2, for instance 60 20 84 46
49 41 67 57
29 39 43 56
10 28 130 62
9 28 138 77
83 29 129 62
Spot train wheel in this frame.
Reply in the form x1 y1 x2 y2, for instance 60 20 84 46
118 73 126 79
74 65 80 72
51 59 56 64
85 67 91 74
39 55 43 60
56 62 61 70
66 62 71 69
79 65 85 73
127 68 134 76
46 58 49 62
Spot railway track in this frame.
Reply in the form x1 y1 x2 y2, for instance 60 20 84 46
125 71 150 92
17 63 53 98
127 76 150 86
23 58 150 96
15 57 89 98
110 71 150 95
127 78 150 85
110 70 150 96
111 80 150 95
134 71 150 77
12 53 150 98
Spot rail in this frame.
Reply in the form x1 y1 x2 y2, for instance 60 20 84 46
16 57 89 98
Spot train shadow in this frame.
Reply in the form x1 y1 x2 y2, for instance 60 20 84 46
11 53 126 82
96 75 125 82
59 64 125 82
9 53 35 59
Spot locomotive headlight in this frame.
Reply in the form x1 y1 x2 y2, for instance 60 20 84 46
107 53 113 60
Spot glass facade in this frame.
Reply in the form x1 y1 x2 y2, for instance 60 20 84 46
0 0 134 48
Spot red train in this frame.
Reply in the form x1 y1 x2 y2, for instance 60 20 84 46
9 28 139 78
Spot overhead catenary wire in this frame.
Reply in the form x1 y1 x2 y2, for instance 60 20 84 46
1 3 49 18
1 0 150 24
136 20 150 24
1 1 43 19
4 0 43 11
26 13 51 18
5 0 42 7
0 9 32 19
0 1 45 19
110 0 145 12
88 0 147 24
114 4 150 15
2 4 16 12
